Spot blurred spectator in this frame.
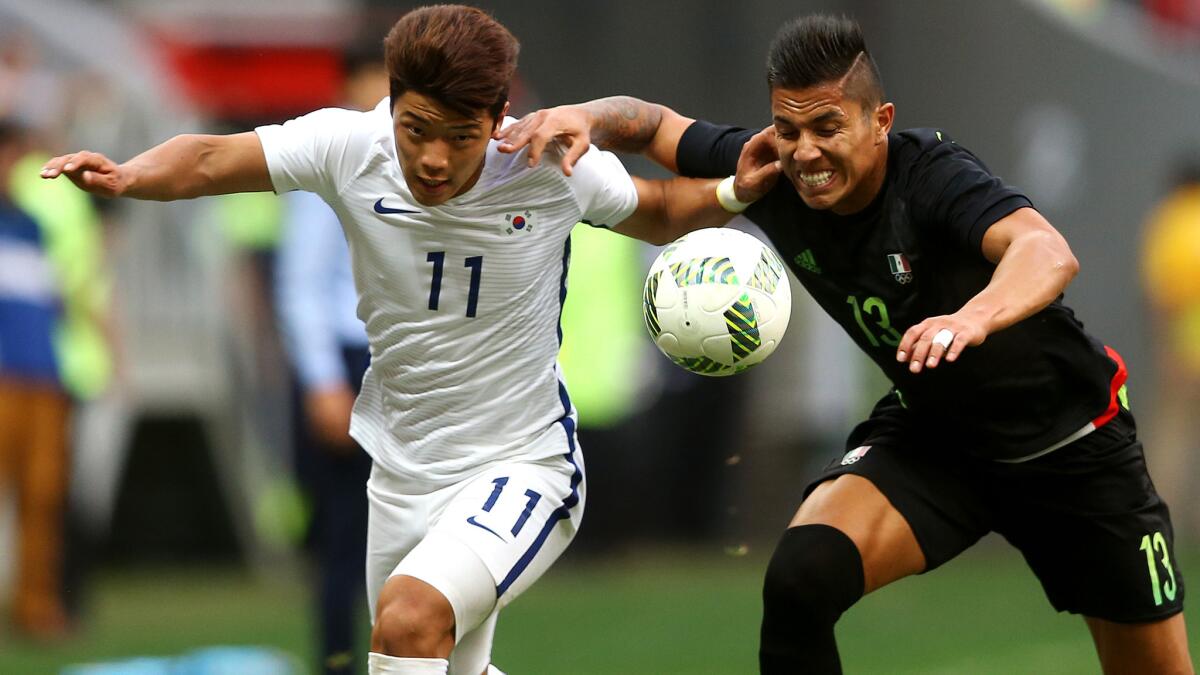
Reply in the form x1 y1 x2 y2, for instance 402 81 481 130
1144 0 1200 33
0 30 71 144
274 44 386 675
9 132 114 628
0 118 72 638
1140 151 1200 538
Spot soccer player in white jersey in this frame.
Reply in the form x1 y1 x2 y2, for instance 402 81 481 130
39 6 764 675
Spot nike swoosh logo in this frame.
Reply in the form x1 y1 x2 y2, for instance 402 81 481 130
373 198 420 215
466 516 506 542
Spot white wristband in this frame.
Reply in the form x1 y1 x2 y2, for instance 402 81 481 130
716 175 756 214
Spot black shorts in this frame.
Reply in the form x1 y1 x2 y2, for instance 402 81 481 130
805 393 1184 623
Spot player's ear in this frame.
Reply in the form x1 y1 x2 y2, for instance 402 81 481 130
492 101 511 137
874 102 894 144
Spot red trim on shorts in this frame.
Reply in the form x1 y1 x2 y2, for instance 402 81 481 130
1091 346 1127 428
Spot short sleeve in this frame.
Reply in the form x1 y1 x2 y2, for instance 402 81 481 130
903 132 1033 254
564 146 638 229
255 106 373 198
676 120 755 179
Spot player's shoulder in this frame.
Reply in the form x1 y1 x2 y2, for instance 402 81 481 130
890 127 989 179
482 118 628 192
891 127 966 158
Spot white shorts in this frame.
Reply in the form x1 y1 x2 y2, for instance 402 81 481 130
365 439 585 674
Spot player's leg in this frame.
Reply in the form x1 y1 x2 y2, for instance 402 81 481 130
993 407 1191 675
445 450 584 675
369 545 476 662
760 475 924 674
372 448 584 675
1085 614 1193 675
760 397 991 674
364 467 452 674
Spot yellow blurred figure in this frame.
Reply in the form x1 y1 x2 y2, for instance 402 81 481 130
1141 159 1200 537
1143 183 1200 374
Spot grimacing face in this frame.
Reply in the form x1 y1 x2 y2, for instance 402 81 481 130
770 82 893 215
392 90 508 206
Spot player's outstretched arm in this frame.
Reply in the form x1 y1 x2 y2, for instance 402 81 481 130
614 176 728 245
896 207 1079 373
615 127 781 245
40 132 273 201
497 96 694 175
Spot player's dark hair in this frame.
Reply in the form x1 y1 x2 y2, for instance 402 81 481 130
766 15 884 109
384 5 519 119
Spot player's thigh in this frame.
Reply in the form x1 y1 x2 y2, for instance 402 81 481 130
448 608 498 675
387 454 582 674
365 466 431 619
792 474 925 593
994 409 1185 625
1084 614 1193 675
427 451 584 613
797 438 990 594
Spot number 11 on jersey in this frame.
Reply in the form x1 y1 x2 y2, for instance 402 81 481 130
427 251 483 318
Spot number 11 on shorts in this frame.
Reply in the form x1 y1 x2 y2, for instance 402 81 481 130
1139 531 1178 606
468 477 543 540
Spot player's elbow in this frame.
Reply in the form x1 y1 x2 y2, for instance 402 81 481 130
1046 233 1080 283
644 226 679 247
1057 249 1080 283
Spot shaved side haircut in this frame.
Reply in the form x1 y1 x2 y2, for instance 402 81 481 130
766 14 885 110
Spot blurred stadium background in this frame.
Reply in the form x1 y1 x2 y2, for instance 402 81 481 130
1 0 1199 672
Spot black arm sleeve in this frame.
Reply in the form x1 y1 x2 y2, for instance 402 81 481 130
902 130 1034 255
675 120 756 179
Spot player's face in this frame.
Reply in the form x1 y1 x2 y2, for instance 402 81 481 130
770 82 893 215
392 90 506 206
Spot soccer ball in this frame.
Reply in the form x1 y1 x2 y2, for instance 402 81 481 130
642 228 791 376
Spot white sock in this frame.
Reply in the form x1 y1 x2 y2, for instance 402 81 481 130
486 666 507 675
368 652 449 674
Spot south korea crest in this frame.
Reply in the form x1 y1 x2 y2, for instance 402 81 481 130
503 209 534 235
887 253 913 284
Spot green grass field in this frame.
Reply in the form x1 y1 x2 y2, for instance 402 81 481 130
2 537 1197 673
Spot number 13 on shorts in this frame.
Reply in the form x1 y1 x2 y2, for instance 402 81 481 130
1139 530 1179 606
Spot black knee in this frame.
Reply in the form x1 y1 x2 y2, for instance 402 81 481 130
760 524 865 674
762 524 865 625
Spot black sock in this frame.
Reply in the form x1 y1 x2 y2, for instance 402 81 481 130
759 524 865 674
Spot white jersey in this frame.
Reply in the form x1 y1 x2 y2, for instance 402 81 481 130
256 99 638 491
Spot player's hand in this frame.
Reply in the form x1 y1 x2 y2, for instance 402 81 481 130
40 151 131 198
734 126 782 202
895 313 988 374
495 106 592 176
305 385 357 452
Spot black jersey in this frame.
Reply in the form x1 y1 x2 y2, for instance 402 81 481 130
677 121 1124 461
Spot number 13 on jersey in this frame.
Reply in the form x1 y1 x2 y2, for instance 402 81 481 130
427 251 483 318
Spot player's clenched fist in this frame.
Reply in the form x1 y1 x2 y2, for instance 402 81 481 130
40 151 132 198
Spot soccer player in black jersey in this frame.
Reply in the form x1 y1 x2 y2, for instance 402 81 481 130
498 14 1194 675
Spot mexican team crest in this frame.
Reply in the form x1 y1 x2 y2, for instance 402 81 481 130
887 253 912 284
504 209 534 235
841 445 871 466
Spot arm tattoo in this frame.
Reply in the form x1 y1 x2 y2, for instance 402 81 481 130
584 96 663 153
